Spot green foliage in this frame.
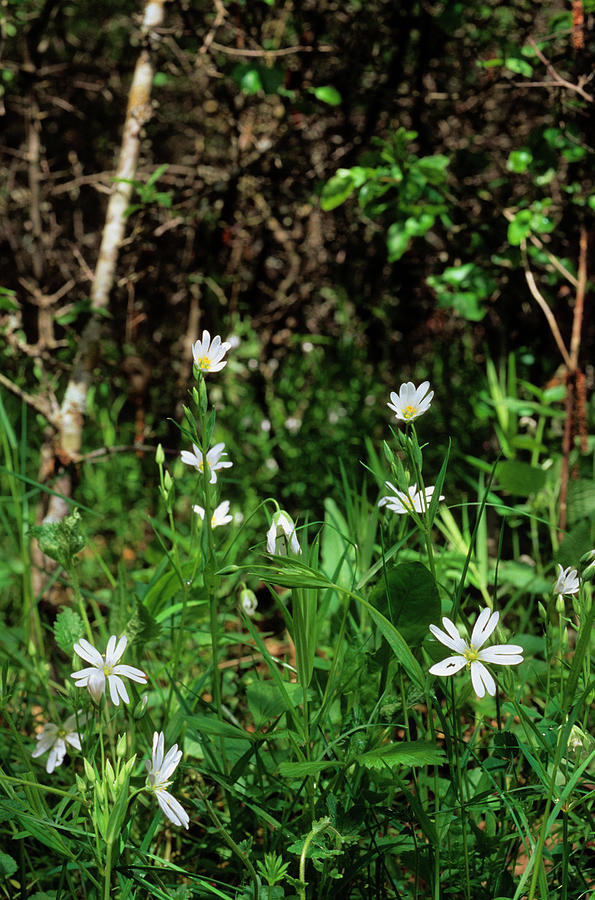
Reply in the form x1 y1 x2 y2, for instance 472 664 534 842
30 509 86 570
53 607 85 655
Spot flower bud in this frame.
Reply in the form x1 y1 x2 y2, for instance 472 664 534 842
155 443 165 465
133 694 148 720
538 601 548 623
116 734 127 758
239 588 258 617
83 758 96 784
578 548 595 582
555 593 565 613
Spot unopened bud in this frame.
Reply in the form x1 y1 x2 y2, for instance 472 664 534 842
555 593 565 613
75 774 87 795
133 694 148 720
578 548 595 582
538 601 548 623
164 470 173 493
155 443 165 465
116 734 127 758
239 588 258 617
83 758 95 784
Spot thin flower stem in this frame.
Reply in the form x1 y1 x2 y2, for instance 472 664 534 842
449 680 471 900
196 779 260 898
68 564 94 643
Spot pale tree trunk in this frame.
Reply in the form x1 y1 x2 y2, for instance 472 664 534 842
45 0 167 521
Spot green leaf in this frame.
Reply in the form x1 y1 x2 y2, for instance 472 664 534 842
356 740 445 770
30 509 86 569
0 852 17 880
386 223 410 261
496 460 547 495
507 149 533 173
320 170 356 211
278 760 343 778
246 680 303 727
370 562 440 646
53 607 85 655
403 212 435 236
186 713 255 743
507 209 532 245
505 57 533 77
309 85 342 106
567 479 595 524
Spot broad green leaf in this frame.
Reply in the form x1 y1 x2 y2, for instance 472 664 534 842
496 460 547 495
186 713 255 743
370 562 440 646
247 680 304 727
0 852 17 879
309 85 342 106
386 223 410 261
356 740 445 769
507 149 533 173
504 57 533 77
507 209 532 245
320 170 356 211
567 479 595 524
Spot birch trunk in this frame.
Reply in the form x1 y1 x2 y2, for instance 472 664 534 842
46 0 166 520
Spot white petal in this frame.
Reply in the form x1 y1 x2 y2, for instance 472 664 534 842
152 731 164 771
156 789 189 829
470 608 499 649
479 645 524 665
180 450 200 468
109 635 128 665
87 668 106 702
73 639 103 666
71 666 97 684
108 674 129 705
470 661 496 698
65 732 82 751
105 635 117 660
429 620 467 653
47 739 67 773
429 656 467 677
113 663 147 683
266 521 277 554
193 505 205 519
161 745 182 781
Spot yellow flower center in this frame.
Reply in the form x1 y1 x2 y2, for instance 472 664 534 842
463 647 480 664
196 355 211 370
103 663 113 676
403 405 417 419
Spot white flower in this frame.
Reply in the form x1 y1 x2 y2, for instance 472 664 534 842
193 499 233 528
387 381 434 422
428 608 524 698
145 731 189 829
266 510 301 555
71 635 147 705
191 330 232 373
239 588 258 616
378 482 444 515
180 442 232 484
553 564 579 596
32 712 84 773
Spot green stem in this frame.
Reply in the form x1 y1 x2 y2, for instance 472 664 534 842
197 780 259 898
68 565 94 642
450 681 471 900
103 839 113 900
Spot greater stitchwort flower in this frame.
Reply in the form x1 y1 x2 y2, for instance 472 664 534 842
145 731 189 829
553 564 580 596
193 499 233 527
191 330 232 373
378 482 444 515
428 607 524 698
267 509 301 555
180 442 232 484
387 381 434 422
71 635 147 705
32 712 84 773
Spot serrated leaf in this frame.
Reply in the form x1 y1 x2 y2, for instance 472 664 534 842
356 740 445 769
54 607 85 655
30 509 86 569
